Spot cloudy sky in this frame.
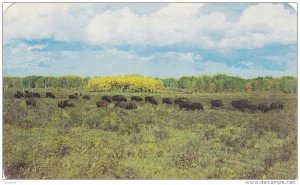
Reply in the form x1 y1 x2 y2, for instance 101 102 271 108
3 3 297 78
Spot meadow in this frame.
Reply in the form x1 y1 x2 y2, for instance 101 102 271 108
3 88 297 179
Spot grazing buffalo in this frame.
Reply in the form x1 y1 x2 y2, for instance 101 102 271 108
115 101 137 109
24 92 32 98
145 96 155 102
162 98 172 105
32 93 41 98
115 101 128 108
69 95 77 99
46 92 55 98
174 98 188 105
131 96 143 102
96 100 108 108
16 91 24 97
189 102 204 110
211 100 224 108
258 103 270 113
102 95 112 102
26 98 36 107
83 95 90 100
14 93 23 98
125 102 137 110
145 96 158 105
112 95 127 102
58 100 75 108
270 101 284 110
178 100 203 111
231 99 257 112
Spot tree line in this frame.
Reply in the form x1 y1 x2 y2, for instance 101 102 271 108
161 74 297 93
3 74 297 93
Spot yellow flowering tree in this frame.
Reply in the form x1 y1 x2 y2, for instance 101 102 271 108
88 75 164 92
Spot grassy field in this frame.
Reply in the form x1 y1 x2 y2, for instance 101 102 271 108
3 88 297 179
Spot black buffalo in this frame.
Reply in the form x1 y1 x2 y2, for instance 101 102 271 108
24 92 32 98
26 98 36 107
83 95 90 100
96 100 108 108
58 100 75 108
174 98 188 105
211 100 224 108
162 98 172 104
112 95 127 102
32 93 41 98
69 95 77 99
231 99 257 112
125 102 137 110
16 91 24 97
14 93 23 98
46 92 55 98
115 101 137 109
178 100 203 111
270 101 284 110
131 96 143 102
102 95 112 102
258 103 270 113
145 96 158 105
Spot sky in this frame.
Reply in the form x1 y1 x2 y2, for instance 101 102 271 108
3 3 297 78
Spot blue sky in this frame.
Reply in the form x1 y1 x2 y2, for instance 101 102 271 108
3 3 297 78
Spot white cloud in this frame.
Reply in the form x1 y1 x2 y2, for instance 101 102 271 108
217 3 297 49
3 3 297 49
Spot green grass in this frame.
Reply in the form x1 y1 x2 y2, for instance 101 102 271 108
3 89 297 179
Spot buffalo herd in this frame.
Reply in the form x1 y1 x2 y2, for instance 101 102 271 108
13 90 284 112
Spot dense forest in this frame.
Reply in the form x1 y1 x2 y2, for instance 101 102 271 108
3 74 297 93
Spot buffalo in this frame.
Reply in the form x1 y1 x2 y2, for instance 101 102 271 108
125 102 137 110
16 91 24 97
26 98 36 107
24 92 32 98
58 100 75 108
102 95 112 102
25 90 29 94
145 96 158 105
178 100 203 111
258 103 270 113
231 99 258 112
96 100 108 108
32 93 41 98
131 96 143 102
270 101 284 110
174 98 188 105
189 102 204 110
112 95 127 102
115 101 137 110
145 96 155 102
14 93 23 98
69 95 77 99
115 101 128 108
46 92 55 98
162 98 172 105
211 100 224 108
83 95 90 100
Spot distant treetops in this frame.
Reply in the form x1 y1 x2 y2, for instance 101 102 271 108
88 75 164 92
3 74 297 94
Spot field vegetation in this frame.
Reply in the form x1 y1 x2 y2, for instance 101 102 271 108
3 74 297 179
